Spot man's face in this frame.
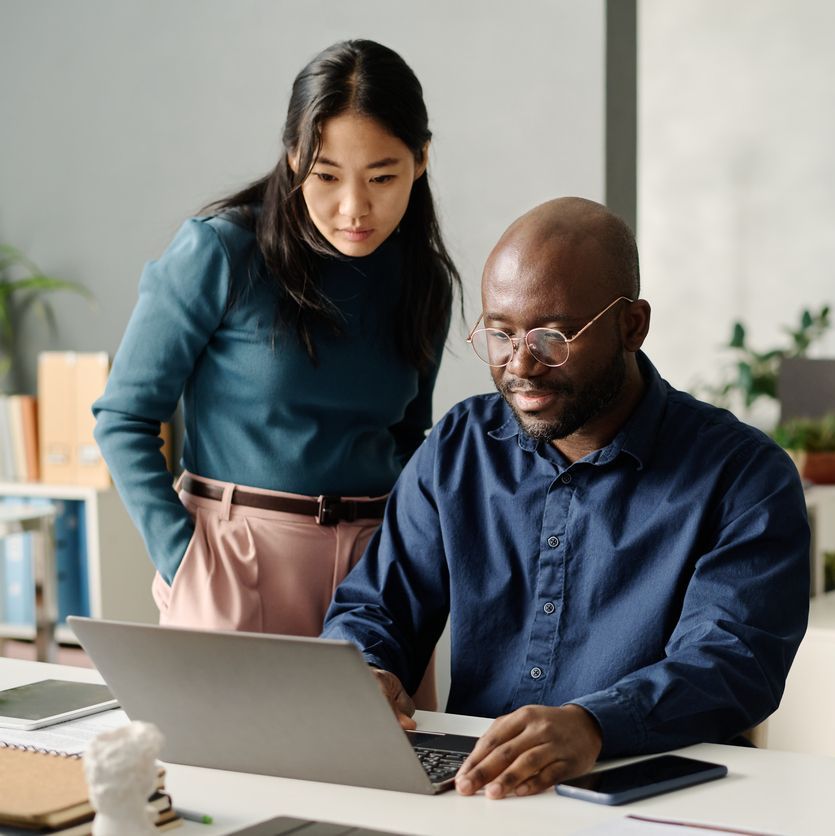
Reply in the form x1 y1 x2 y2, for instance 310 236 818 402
483 233 628 443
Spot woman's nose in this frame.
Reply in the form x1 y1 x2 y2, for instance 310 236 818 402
339 184 371 220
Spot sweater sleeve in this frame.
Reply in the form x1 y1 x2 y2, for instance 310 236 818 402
388 314 450 467
93 219 231 583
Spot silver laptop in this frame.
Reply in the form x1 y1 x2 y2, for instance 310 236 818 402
68 617 476 795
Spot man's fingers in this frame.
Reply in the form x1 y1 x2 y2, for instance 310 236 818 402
459 711 527 775
371 668 416 729
465 742 555 799
456 705 602 798
512 759 574 797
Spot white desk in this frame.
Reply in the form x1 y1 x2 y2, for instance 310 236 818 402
2 658 834 836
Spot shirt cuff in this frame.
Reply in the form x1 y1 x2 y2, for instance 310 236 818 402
569 687 647 757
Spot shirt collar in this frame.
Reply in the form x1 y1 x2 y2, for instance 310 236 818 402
486 351 669 466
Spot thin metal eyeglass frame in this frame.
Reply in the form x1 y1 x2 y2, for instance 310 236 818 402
466 295 634 368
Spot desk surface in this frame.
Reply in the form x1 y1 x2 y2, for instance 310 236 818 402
2 658 832 836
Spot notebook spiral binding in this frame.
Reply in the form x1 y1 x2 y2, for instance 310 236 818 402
0 740 81 758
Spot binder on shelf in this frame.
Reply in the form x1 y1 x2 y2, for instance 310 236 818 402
0 395 15 481
0 496 89 630
1 496 35 627
19 394 40 482
38 352 110 488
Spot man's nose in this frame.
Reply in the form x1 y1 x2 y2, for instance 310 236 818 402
339 183 371 219
505 337 544 377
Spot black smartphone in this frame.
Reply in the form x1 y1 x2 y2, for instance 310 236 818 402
555 754 728 805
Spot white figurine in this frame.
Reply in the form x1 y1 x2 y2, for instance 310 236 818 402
84 720 164 836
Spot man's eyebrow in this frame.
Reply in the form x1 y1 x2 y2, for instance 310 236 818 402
313 156 402 169
484 311 579 324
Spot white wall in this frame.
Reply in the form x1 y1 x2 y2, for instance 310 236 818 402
639 0 835 416
0 0 607 417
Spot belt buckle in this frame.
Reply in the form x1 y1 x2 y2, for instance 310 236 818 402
316 495 340 525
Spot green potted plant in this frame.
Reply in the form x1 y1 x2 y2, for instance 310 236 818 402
0 243 93 390
703 305 831 413
772 412 835 485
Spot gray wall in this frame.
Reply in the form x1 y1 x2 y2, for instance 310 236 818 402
1 0 613 705
639 0 835 427
1 0 608 417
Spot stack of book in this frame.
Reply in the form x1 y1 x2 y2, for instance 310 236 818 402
0 746 182 833
0 394 40 483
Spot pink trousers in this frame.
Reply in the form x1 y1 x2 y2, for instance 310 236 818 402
151 472 437 709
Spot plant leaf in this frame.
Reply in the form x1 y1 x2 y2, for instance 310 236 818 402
729 322 746 349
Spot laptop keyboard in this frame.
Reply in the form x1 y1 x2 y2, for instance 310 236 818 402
413 746 468 784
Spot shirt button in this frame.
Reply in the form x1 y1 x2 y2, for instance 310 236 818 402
561 474 572 484
547 535 560 548
530 666 543 679
543 601 556 615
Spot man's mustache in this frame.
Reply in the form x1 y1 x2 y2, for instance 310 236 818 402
500 378 574 396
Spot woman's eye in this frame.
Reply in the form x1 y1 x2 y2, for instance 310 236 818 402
371 175 395 184
313 172 337 183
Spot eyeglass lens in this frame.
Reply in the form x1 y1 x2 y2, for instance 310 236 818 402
470 328 569 367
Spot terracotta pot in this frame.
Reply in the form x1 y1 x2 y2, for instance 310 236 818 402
800 451 835 485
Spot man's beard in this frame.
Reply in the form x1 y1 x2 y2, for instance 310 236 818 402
497 349 627 443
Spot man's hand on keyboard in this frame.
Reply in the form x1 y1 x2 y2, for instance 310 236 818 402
371 668 417 730
454 704 602 799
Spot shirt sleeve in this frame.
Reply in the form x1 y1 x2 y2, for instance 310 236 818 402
93 219 231 583
322 430 450 695
571 442 811 756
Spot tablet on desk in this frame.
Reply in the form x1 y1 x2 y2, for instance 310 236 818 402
0 679 118 730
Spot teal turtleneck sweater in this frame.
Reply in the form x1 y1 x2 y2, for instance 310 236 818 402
93 215 444 582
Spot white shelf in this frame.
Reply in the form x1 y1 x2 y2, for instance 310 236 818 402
804 484 835 597
0 482 157 646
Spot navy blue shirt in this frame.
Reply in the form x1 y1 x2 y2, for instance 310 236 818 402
323 354 810 756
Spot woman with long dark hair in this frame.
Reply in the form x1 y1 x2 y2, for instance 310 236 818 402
93 40 459 709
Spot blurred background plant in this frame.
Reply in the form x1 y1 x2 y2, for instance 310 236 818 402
699 305 831 415
0 243 93 391
772 413 835 453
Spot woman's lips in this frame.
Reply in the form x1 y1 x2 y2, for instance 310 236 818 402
340 228 374 242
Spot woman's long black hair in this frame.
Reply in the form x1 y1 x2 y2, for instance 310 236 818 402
206 39 461 373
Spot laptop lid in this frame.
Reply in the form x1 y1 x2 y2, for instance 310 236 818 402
68 617 455 794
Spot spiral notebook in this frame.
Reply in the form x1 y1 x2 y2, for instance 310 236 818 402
0 746 174 833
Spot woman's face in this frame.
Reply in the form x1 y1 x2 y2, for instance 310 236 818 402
292 112 427 257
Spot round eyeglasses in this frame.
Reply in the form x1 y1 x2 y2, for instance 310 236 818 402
467 296 632 368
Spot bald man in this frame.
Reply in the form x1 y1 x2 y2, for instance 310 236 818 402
322 198 809 798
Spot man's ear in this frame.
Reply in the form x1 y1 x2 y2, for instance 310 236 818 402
621 299 651 352
414 142 430 180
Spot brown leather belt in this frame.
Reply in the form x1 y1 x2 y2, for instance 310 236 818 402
181 476 387 525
